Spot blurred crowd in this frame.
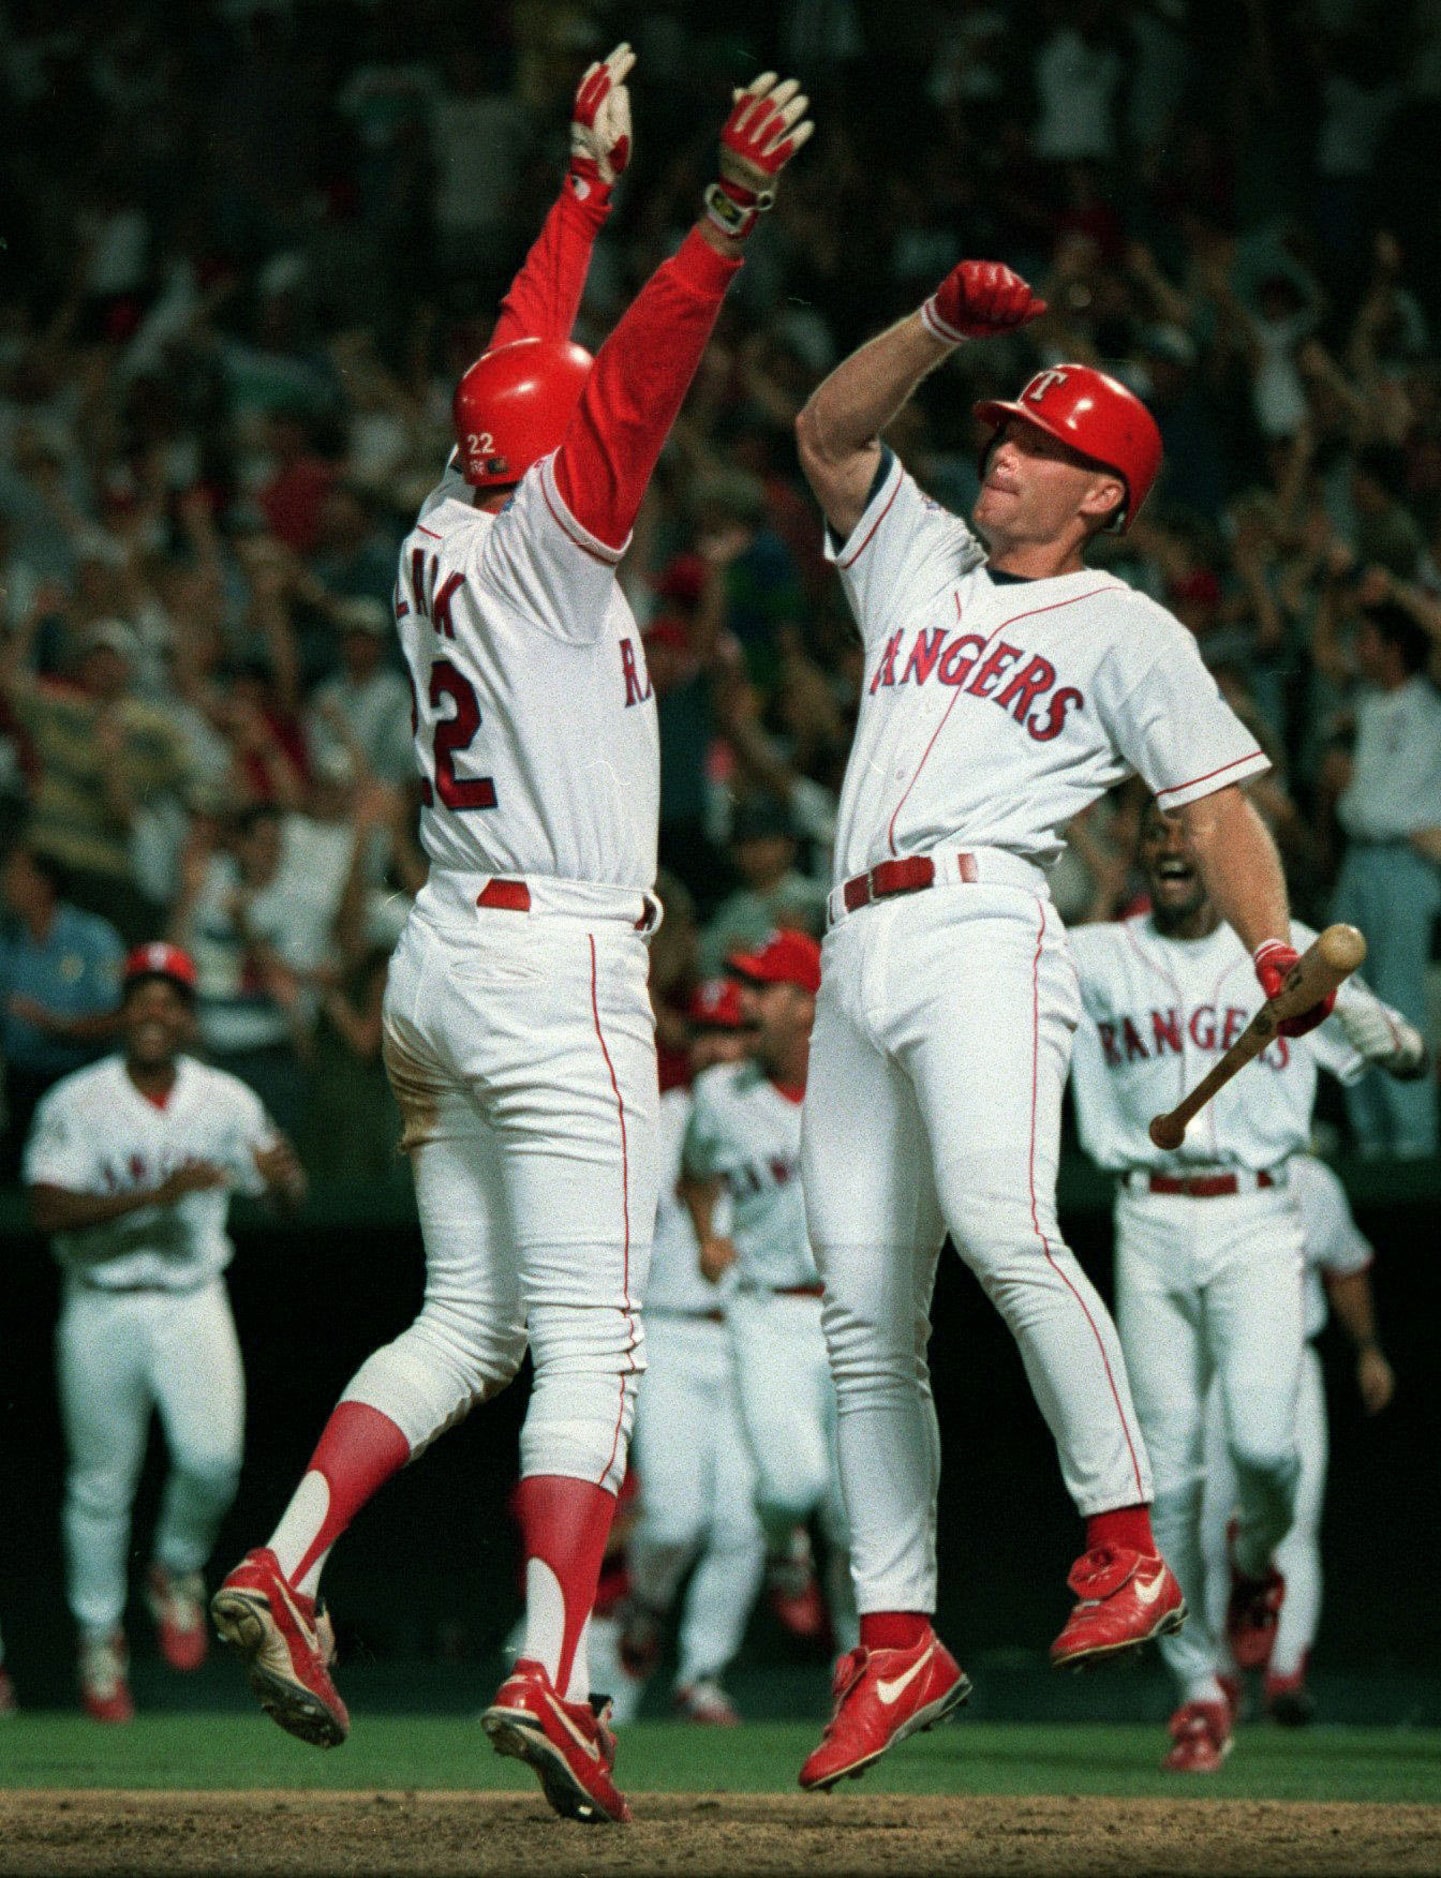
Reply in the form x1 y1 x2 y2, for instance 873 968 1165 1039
2 0 1440 1179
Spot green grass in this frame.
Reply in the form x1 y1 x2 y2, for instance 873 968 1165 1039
2 1718 1440 1803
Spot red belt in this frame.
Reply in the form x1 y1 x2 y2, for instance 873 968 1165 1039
476 878 531 912
840 853 978 916
1147 1170 1275 1198
775 1282 825 1297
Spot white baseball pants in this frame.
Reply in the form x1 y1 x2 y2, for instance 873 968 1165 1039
803 887 1152 1617
1202 1342 1326 1681
628 1309 765 1687
1115 1184 1304 1700
58 1276 244 1636
356 901 658 1490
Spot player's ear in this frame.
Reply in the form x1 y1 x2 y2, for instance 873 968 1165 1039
1079 471 1126 532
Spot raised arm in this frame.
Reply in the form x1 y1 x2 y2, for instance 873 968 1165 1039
794 262 1046 539
552 73 814 550
485 44 635 353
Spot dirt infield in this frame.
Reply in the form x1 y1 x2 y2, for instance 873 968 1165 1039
0 1791 1437 1878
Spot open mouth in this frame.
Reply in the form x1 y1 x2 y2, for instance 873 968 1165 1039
1155 858 1194 881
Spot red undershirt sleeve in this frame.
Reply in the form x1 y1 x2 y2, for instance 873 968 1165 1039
552 228 743 551
485 181 612 353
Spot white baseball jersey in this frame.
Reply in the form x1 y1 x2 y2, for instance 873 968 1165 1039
683 1062 819 1291
398 455 658 898
650 1084 734 1315
1069 915 1403 1170
1291 1152 1374 1342
25 1055 277 1290
826 452 1268 877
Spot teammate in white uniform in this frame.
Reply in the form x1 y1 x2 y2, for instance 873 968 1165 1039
791 260 1336 1794
682 931 859 1662
24 942 303 1723
622 977 767 1725
1199 1153 1395 1727
1068 799 1424 1770
211 54 813 1825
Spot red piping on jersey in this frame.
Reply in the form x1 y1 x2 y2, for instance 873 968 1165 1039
1029 900 1146 1501
541 470 621 566
837 468 903 570
1154 747 1266 803
884 585 1110 858
418 525 441 541
590 934 640 1490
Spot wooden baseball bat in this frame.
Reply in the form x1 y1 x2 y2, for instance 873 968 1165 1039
1147 924 1367 1150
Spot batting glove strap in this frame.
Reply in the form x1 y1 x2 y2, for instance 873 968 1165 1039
919 296 972 347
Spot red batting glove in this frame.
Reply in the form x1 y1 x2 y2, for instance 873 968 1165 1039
703 73 815 239
1253 939 1335 1038
921 261 1047 346
569 42 634 202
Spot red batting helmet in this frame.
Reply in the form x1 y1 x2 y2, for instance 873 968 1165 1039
452 337 592 487
973 364 1162 534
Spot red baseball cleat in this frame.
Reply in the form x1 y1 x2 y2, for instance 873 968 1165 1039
1161 1699 1232 1773
1049 1547 1186 1669
1226 1560 1285 1672
210 1548 349 1747
482 1659 630 1824
767 1536 831 1643
79 1630 134 1724
798 1627 970 1792
147 1564 209 1672
1264 1663 1315 1727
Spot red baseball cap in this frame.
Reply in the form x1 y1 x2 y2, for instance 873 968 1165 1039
727 929 822 995
123 941 199 995
686 977 749 1030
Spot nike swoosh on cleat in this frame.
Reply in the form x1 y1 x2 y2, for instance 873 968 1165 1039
1133 1572 1169 1607
543 1690 603 1761
876 1644 935 1707
272 1576 322 1657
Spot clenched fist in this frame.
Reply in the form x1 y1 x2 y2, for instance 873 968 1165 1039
921 261 1047 346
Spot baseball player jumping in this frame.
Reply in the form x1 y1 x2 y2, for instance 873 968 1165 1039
24 943 304 1722
211 50 813 1825
1199 1152 1395 1730
682 931 859 1665
790 262 1336 1792
1069 798 1424 1770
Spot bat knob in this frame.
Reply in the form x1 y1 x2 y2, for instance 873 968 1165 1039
1149 1114 1184 1151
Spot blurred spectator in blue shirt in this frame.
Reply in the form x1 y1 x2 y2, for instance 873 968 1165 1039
0 841 124 1177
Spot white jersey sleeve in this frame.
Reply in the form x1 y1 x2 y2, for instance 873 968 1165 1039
826 451 986 650
1095 597 1270 811
1291 1152 1374 1340
480 454 627 647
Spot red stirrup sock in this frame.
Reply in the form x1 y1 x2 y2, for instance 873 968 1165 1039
515 1474 617 1701
269 1400 412 1595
